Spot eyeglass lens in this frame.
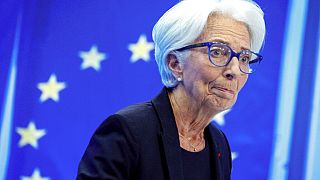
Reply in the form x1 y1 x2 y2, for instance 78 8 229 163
209 44 259 73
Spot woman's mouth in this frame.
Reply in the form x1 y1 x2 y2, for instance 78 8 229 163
211 86 235 99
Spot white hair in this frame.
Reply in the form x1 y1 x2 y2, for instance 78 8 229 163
152 0 266 87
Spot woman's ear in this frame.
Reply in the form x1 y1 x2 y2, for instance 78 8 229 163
167 53 183 78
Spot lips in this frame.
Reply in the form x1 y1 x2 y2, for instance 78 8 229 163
210 84 236 99
214 86 235 94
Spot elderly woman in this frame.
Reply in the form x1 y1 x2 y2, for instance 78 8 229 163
77 0 265 179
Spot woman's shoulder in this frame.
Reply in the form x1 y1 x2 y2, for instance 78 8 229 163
114 101 158 124
97 101 160 140
116 101 155 117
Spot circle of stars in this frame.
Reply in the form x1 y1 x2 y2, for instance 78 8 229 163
12 33 155 179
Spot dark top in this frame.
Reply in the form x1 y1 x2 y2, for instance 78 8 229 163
77 88 232 180
181 142 212 180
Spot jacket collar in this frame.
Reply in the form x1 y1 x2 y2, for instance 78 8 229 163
151 87 224 180
152 88 184 180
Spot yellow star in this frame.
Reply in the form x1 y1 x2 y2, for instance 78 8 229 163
21 168 50 180
128 34 154 63
37 74 66 102
79 45 107 71
16 121 46 149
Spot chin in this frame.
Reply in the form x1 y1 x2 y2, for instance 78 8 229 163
208 94 237 112
215 104 233 112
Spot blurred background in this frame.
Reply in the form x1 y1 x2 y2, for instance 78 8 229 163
0 0 319 179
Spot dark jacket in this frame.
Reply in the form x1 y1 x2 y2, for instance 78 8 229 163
77 88 232 180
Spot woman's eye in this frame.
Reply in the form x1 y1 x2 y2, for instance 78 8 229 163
211 49 224 57
240 56 250 63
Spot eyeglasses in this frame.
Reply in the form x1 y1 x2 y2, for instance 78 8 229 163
175 42 263 74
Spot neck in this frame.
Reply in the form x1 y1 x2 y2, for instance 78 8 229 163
168 86 218 141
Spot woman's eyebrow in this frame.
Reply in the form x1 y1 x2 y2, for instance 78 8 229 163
209 39 250 50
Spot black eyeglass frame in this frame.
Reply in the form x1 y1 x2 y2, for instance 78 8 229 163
175 42 263 74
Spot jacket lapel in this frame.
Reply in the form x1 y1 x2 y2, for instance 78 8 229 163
152 88 184 180
206 125 224 180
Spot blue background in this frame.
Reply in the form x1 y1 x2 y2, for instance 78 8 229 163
0 0 319 179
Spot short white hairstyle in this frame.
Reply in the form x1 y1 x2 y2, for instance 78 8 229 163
152 0 266 87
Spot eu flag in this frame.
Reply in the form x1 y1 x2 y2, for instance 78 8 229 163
1 0 319 179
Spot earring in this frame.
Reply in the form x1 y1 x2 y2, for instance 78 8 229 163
177 77 182 81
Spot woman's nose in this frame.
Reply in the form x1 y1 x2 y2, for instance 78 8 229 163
223 57 242 80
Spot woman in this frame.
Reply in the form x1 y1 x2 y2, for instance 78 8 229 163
77 0 266 179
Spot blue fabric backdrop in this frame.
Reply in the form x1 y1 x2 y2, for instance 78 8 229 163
0 0 319 179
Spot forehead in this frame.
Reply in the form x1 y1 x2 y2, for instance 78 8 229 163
197 14 251 50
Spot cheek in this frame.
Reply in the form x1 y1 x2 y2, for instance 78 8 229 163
199 67 222 85
237 75 249 91
188 65 221 88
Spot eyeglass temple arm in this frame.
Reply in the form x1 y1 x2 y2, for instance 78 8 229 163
176 42 212 51
248 57 263 64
